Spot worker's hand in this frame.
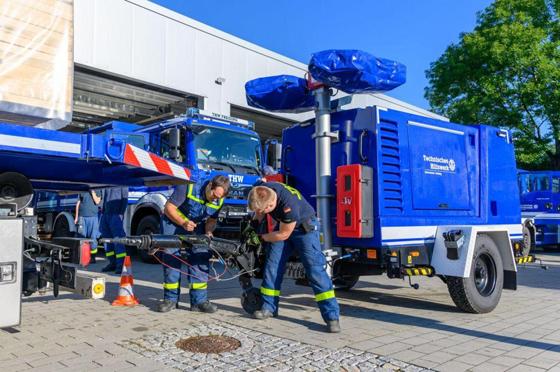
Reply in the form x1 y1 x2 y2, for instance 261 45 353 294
205 231 214 238
183 220 197 232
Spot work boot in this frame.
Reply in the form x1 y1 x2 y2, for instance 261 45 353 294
114 265 123 275
191 301 218 313
101 263 116 272
157 299 177 313
326 320 341 333
252 309 277 320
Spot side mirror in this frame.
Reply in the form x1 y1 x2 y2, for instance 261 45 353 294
264 140 282 170
168 127 182 162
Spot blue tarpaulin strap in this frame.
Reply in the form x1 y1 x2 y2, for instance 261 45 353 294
245 75 315 113
309 49 406 94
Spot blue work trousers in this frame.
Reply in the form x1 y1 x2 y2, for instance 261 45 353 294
77 216 100 254
261 219 340 322
161 217 210 305
99 213 126 266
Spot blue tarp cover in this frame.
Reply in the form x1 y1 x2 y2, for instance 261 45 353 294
309 49 406 94
245 75 315 113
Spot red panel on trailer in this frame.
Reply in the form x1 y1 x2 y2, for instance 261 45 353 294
337 165 362 238
336 164 374 238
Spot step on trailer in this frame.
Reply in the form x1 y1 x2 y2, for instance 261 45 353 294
0 122 192 328
243 49 531 314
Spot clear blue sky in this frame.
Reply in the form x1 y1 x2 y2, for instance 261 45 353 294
150 0 493 111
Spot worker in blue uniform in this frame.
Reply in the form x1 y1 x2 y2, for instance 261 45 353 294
157 175 230 313
247 182 341 333
99 187 129 274
75 190 101 263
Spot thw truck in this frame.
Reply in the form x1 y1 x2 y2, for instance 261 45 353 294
518 170 560 250
35 109 263 260
245 49 530 313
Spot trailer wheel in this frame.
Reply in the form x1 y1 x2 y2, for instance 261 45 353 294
136 215 160 264
241 287 263 315
447 234 503 314
333 275 360 291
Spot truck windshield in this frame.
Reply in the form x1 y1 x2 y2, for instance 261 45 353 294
519 174 550 194
192 125 260 172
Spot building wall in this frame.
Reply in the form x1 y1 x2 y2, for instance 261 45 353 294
74 0 447 124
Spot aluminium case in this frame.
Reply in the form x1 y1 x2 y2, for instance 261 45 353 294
281 106 522 250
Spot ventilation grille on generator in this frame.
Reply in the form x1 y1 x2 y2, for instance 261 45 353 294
379 118 403 213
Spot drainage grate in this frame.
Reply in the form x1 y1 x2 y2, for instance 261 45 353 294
175 335 241 354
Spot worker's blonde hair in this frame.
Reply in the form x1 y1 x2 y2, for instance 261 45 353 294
247 186 277 212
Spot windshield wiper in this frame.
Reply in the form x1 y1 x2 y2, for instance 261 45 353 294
235 164 260 175
208 161 237 173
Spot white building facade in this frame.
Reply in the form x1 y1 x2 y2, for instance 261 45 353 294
72 0 446 136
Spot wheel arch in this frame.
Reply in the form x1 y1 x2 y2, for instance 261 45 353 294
131 204 161 235
53 211 77 237
477 231 516 290
431 226 516 289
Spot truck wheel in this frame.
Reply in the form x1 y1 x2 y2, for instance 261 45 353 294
53 215 74 237
522 224 533 256
333 275 360 291
136 215 160 264
447 234 504 314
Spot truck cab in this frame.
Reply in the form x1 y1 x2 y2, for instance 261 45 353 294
518 170 560 249
129 109 262 239
36 109 263 258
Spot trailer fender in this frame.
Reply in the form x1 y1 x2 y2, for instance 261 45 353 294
431 226 516 289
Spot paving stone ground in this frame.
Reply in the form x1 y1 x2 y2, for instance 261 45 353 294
118 322 430 371
1 249 559 371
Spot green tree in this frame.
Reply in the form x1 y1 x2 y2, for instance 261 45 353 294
425 0 560 169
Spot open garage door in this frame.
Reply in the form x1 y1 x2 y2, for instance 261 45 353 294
67 67 200 132
230 106 296 140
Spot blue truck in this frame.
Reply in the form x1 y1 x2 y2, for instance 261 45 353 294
244 49 530 313
34 109 263 261
0 121 189 328
518 170 560 249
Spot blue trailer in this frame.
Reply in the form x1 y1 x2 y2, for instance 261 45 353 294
245 49 529 313
0 121 190 328
34 109 263 261
518 170 560 250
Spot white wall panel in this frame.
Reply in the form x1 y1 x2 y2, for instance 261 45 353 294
73 0 94 66
131 7 166 83
92 0 133 75
74 0 444 124
194 31 222 110
221 43 247 109
164 21 196 91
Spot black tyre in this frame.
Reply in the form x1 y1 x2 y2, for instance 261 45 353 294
333 275 360 291
136 215 161 263
522 224 533 256
241 287 263 315
447 234 504 313
53 215 74 238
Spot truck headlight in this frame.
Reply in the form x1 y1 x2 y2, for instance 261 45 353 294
0 262 16 283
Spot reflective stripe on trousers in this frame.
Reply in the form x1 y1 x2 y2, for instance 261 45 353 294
161 246 211 305
260 222 339 322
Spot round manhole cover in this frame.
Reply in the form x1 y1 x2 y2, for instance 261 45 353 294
175 335 241 354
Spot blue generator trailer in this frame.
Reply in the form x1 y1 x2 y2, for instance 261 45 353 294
245 49 528 314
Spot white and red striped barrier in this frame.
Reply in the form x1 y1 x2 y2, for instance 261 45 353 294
123 144 191 181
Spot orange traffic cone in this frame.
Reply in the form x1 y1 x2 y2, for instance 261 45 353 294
112 256 140 306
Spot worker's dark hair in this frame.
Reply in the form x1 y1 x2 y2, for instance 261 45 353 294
210 175 230 196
